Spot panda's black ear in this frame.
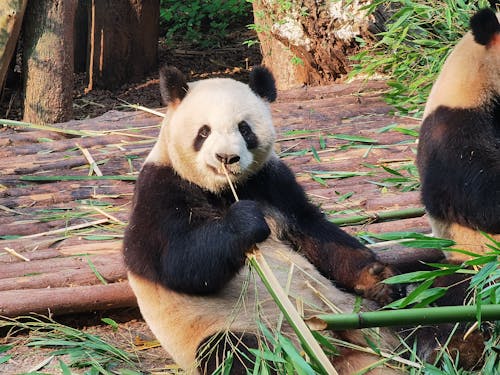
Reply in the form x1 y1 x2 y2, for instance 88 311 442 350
470 8 500 46
159 66 189 106
249 66 277 103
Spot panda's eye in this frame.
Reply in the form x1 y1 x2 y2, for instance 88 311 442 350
238 121 259 149
194 125 211 151
198 125 211 138
238 121 251 137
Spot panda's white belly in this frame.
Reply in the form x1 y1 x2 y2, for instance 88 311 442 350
128 239 379 373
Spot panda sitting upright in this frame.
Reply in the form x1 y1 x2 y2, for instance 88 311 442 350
417 7 500 261
123 66 405 374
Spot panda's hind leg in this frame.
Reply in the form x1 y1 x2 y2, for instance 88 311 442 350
197 331 276 375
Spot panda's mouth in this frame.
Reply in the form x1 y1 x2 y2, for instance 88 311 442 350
208 164 240 176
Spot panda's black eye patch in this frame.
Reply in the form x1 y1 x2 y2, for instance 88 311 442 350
238 121 259 149
194 125 211 151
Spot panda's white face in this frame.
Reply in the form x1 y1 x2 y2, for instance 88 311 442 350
164 78 276 192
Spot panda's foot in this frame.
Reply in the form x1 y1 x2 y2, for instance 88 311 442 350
354 262 402 305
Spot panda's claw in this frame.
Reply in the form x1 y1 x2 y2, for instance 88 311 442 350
354 262 404 305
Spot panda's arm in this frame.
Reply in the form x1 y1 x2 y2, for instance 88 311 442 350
124 164 270 295
247 159 399 303
158 199 269 295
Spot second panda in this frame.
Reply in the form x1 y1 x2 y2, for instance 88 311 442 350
417 7 500 261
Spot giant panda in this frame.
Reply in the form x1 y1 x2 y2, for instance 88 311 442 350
123 66 479 374
417 7 500 262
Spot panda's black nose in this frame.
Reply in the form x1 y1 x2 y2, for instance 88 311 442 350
216 153 240 165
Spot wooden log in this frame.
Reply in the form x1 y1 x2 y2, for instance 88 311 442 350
0 252 123 279
375 246 444 273
0 281 136 317
0 259 126 290
0 0 28 90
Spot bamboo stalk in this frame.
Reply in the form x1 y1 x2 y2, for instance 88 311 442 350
21 218 109 239
221 165 337 375
118 102 167 118
247 252 337 374
314 305 500 331
0 118 101 137
330 207 425 226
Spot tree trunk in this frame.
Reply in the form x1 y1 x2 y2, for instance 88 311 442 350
22 0 77 124
252 0 383 90
87 0 159 90
0 0 28 92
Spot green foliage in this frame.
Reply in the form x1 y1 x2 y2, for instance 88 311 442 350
350 0 491 116
159 0 252 47
0 316 140 375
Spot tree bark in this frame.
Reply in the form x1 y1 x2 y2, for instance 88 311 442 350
0 0 28 91
22 0 77 124
252 0 383 89
87 0 159 90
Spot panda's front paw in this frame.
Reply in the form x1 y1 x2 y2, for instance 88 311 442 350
228 200 271 244
354 262 404 305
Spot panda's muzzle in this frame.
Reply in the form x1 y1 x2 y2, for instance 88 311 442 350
216 153 240 165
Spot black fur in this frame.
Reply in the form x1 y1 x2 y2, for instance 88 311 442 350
249 66 277 103
418 97 500 233
470 8 500 46
194 125 211 152
159 66 189 105
238 121 259 149
123 158 389 296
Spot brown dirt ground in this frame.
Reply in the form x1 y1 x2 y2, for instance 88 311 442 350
1 28 262 375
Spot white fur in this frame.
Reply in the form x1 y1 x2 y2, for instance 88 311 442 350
423 12 500 117
147 78 276 193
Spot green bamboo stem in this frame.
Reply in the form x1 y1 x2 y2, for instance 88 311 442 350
315 305 500 331
20 175 137 182
330 207 425 226
248 251 338 375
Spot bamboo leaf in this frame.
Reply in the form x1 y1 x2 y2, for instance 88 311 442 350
278 335 316 375
311 146 321 162
58 360 72 375
86 257 108 285
329 134 378 143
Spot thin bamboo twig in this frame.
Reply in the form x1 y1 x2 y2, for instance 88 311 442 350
85 206 126 225
0 118 102 137
21 218 109 239
77 143 103 176
314 305 500 331
221 164 337 375
3 247 30 262
117 101 167 118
